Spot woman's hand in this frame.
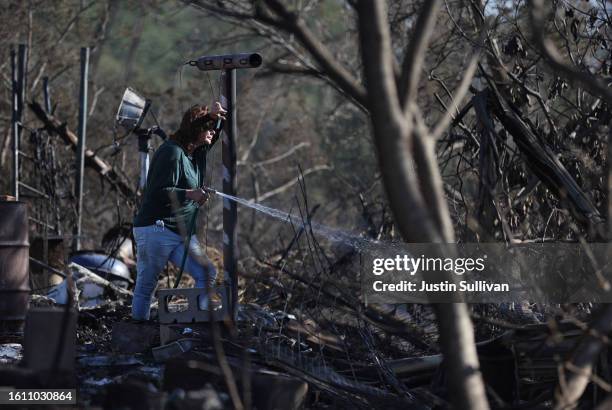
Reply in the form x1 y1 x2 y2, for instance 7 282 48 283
209 102 227 121
186 188 210 205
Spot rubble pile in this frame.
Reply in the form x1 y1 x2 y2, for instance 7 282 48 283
0 254 596 409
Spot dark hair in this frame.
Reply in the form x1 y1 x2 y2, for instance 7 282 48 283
170 104 215 147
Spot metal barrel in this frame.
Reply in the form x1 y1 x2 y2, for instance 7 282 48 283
0 200 30 333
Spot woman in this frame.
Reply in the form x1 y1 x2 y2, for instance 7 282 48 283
131 102 226 321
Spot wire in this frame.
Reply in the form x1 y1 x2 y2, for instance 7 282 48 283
149 106 162 132
206 71 219 102
176 60 195 115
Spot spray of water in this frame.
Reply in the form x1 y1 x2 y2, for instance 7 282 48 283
213 190 406 256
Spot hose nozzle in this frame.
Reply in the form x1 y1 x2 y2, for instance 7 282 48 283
202 186 217 195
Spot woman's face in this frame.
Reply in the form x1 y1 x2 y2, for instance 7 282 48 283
196 129 215 146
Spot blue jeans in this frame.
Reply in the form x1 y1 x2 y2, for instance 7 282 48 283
131 224 217 320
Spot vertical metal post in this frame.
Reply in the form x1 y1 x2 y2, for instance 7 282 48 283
73 47 89 252
42 76 51 114
17 44 27 124
138 150 150 190
17 45 32 238
10 48 18 200
222 69 238 319
138 135 151 190
11 44 28 200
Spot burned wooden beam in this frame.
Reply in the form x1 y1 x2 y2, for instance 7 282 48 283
473 91 501 238
28 101 136 200
486 86 602 229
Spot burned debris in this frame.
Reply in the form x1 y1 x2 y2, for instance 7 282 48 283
0 186 604 408
1 1 612 409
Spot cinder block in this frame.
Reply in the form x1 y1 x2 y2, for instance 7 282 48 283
157 287 229 324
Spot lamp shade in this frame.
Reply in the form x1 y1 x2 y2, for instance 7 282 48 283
115 87 147 131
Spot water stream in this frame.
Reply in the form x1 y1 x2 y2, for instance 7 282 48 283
212 190 405 256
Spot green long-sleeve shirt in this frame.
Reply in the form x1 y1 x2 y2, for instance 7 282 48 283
134 139 210 234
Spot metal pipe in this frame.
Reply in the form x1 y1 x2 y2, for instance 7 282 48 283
51 148 62 236
11 48 18 200
17 44 27 122
18 181 49 199
139 151 150 190
222 69 238 319
43 76 51 114
28 217 56 231
137 132 151 190
188 52 262 320
73 47 89 252
194 53 262 71
29 257 66 279
10 44 27 200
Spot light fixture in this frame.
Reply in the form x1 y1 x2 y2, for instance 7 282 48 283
115 87 166 190
115 87 150 131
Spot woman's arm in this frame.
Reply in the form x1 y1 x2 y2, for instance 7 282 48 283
156 146 209 205
185 188 210 205
208 101 226 149
146 144 195 205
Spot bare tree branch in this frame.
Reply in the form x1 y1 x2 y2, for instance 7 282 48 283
431 42 481 140
529 0 612 106
185 0 368 110
355 2 489 408
249 164 332 203
412 106 456 242
240 142 310 167
260 0 368 107
355 0 437 241
398 0 443 110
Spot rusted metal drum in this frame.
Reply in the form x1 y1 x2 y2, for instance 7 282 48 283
0 201 30 333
